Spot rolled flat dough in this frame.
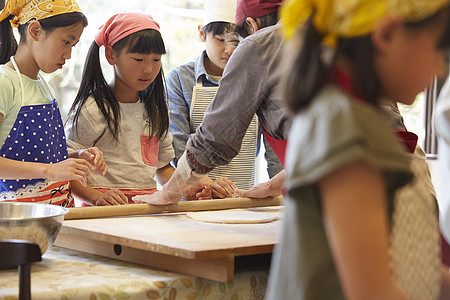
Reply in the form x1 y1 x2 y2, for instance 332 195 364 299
185 209 279 224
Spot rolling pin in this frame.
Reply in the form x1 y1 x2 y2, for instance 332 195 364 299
65 196 283 220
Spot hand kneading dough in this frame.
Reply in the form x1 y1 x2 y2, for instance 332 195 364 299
185 209 279 224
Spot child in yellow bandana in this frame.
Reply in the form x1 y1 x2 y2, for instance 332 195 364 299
0 0 115 207
267 0 450 299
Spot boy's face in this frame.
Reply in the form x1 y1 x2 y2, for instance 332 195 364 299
199 26 236 75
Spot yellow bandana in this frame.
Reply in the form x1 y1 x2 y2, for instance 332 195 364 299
281 0 450 46
0 0 81 27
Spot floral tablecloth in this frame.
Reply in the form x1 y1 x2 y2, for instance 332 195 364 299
0 246 269 300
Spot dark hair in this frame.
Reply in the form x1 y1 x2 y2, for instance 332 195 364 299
284 6 450 114
68 29 169 142
236 10 279 39
203 21 234 36
0 12 88 64
224 23 239 47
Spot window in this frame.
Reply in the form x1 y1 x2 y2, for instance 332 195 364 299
398 61 449 158
42 0 206 119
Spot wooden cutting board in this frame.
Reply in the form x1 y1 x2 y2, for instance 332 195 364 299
54 207 282 282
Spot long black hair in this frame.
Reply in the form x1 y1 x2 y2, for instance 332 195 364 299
284 6 450 114
0 12 88 64
68 29 169 142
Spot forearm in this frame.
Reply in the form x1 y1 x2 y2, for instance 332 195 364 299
155 164 176 186
266 170 285 196
70 180 102 206
0 157 51 179
186 46 264 169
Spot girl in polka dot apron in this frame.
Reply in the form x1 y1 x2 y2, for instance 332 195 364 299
0 0 105 207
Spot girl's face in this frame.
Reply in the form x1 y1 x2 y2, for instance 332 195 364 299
375 16 448 105
33 21 84 74
110 48 162 97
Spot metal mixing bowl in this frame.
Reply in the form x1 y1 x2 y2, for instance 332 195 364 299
0 202 68 254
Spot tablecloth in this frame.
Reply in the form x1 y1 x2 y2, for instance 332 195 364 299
0 246 269 300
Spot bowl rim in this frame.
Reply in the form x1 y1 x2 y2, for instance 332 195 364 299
0 202 69 220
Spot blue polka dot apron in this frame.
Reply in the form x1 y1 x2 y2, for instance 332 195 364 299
0 57 73 207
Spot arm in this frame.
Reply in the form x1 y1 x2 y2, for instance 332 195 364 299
186 37 269 170
0 156 92 186
236 169 285 198
166 69 192 166
143 39 272 205
0 111 93 185
319 160 407 300
70 180 128 206
155 163 175 186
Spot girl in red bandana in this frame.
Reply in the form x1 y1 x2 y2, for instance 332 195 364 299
65 13 176 205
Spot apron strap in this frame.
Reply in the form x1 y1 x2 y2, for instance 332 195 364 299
10 56 56 107
190 76 219 132
10 57 26 107
190 77 203 118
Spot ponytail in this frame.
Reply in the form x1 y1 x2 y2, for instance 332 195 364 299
68 41 121 141
284 17 380 114
0 16 17 64
338 36 379 107
283 19 327 114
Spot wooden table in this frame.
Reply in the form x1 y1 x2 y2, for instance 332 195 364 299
54 207 281 282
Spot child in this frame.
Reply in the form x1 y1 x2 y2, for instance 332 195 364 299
165 0 284 200
65 12 175 205
0 0 105 207
166 0 241 198
266 0 450 299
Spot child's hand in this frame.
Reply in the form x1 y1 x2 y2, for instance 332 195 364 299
182 183 213 200
47 158 93 186
77 147 108 175
209 177 236 199
95 189 128 206
195 185 213 200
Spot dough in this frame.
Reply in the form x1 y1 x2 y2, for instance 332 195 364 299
185 209 279 224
